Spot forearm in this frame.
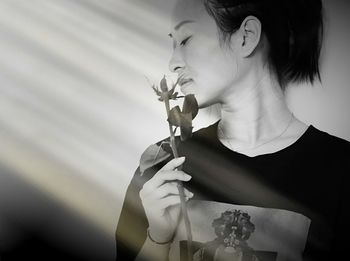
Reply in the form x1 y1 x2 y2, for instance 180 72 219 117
135 237 171 261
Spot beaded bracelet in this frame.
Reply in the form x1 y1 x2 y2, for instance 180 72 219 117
147 228 173 245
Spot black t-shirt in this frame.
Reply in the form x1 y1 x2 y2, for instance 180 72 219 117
116 121 350 261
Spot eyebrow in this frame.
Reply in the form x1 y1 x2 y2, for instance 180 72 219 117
168 20 195 38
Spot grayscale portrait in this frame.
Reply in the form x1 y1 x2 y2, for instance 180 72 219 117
0 1 349 261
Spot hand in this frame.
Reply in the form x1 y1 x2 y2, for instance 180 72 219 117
139 157 193 243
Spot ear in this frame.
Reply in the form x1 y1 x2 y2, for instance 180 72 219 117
238 16 262 57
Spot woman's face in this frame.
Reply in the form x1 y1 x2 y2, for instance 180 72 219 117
169 0 242 108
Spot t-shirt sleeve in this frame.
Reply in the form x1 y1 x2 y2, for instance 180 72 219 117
115 141 173 260
115 166 148 261
330 139 350 260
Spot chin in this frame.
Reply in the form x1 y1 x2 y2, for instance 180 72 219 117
196 95 216 109
180 84 218 109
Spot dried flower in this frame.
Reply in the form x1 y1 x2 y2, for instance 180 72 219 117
151 75 179 102
145 73 198 260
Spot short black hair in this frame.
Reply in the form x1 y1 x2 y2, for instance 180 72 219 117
202 0 324 88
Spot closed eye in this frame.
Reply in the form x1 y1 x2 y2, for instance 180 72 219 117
180 36 192 46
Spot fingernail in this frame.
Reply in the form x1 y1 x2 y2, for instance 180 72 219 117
184 174 192 180
178 156 186 162
189 192 194 197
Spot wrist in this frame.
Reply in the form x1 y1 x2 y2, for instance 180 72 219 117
147 228 173 245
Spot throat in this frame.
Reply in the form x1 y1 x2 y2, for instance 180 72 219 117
216 65 306 156
217 116 308 157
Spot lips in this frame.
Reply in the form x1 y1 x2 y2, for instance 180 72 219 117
179 78 193 86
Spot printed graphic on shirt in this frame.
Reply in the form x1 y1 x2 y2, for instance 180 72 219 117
169 200 311 261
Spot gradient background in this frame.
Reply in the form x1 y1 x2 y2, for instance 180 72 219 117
0 0 349 260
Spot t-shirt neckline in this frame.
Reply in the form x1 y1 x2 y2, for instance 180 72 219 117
198 120 314 159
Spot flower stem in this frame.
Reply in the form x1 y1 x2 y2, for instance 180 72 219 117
164 97 193 261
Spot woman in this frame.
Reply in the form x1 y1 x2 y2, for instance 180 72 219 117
116 0 350 260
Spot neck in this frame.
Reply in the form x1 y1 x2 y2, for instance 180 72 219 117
218 66 294 151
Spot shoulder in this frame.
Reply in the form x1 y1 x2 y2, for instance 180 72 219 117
300 125 350 176
137 122 218 176
136 136 178 180
307 125 350 155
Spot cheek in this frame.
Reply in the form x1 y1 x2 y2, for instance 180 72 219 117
196 53 237 90
185 39 238 92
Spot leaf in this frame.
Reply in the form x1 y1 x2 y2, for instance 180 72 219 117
168 108 194 141
180 112 193 129
151 86 161 96
170 92 179 100
182 94 198 119
167 106 182 127
180 112 194 141
168 107 193 128
180 126 193 141
168 99 197 141
139 143 171 175
168 85 175 96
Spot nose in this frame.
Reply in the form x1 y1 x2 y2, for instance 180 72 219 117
168 48 185 73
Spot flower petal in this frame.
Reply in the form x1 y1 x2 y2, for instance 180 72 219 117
160 75 169 92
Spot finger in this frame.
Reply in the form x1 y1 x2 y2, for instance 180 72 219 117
158 157 186 172
158 195 190 210
151 183 194 199
151 182 179 199
183 188 194 198
149 171 192 189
